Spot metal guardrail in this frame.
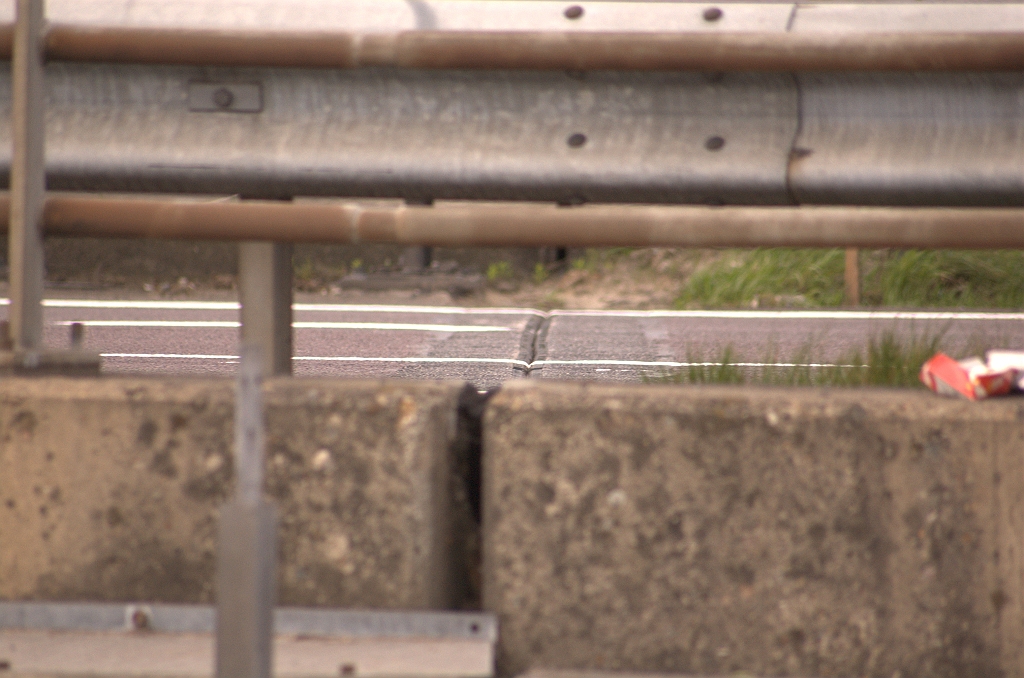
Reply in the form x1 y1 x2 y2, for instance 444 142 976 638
1 3 1022 673
0 2 1020 205
3 68 1020 206
0 0 1018 360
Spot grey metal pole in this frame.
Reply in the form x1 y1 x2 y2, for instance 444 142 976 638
238 242 293 376
400 245 431 272
216 345 277 678
8 0 45 351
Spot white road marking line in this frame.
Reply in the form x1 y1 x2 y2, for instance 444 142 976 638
101 353 530 368
291 356 529 366
550 309 1024 320
2 299 540 315
102 353 238 360
57 320 509 332
294 303 541 315
100 353 842 370
293 322 511 332
75 320 240 328
38 299 240 310
7 299 1021 321
534 359 852 368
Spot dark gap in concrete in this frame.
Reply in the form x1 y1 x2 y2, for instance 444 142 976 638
451 385 496 609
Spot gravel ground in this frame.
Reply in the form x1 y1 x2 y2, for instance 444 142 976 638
14 247 702 311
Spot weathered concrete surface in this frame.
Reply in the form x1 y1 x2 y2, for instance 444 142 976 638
483 382 1024 678
0 377 477 609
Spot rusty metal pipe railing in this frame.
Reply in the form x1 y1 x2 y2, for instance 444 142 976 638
0 25 1018 71
0 195 1019 250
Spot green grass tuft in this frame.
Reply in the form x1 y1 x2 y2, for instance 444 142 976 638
680 345 747 384
871 250 1024 308
654 330 945 388
675 249 1024 309
486 261 513 282
676 249 844 308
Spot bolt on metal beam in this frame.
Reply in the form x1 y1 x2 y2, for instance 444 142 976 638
238 242 293 377
7 0 45 352
216 345 277 678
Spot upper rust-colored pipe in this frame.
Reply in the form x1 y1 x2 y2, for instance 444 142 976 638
0 194 1018 249
0 24 1012 71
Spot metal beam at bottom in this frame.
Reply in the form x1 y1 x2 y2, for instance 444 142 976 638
0 602 495 678
0 602 496 639
14 194 1024 250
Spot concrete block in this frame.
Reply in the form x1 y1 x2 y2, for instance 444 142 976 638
0 377 477 609
483 382 1024 677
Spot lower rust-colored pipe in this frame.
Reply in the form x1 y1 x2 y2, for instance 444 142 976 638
0 193 1020 250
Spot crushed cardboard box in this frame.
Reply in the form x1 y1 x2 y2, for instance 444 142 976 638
920 350 1024 400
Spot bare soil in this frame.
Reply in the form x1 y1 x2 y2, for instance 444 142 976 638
28 243 708 310
481 248 703 310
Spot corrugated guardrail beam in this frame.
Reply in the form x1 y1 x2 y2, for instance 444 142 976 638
0 194 1020 249
0 2 1018 206
0 67 1018 206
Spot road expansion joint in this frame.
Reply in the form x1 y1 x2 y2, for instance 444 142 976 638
520 315 552 378
515 314 550 377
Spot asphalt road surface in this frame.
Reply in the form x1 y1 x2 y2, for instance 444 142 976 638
6 297 1024 389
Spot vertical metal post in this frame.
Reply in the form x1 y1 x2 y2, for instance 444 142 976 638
239 242 293 376
401 246 432 272
8 0 46 351
844 247 861 306
216 345 277 678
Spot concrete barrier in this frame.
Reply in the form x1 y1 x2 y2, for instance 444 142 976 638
0 377 478 610
483 382 1024 678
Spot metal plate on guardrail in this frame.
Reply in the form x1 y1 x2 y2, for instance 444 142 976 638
187 81 263 113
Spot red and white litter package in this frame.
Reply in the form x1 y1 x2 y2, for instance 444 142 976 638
984 350 1024 389
920 351 1024 400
